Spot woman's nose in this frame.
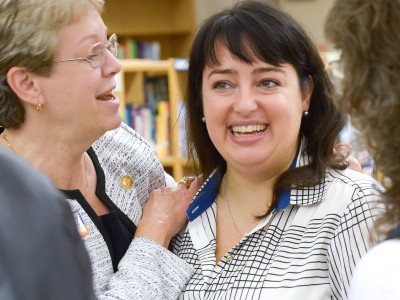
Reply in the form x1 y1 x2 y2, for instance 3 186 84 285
233 88 258 115
103 51 122 76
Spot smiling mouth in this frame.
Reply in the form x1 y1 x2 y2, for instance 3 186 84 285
96 93 115 101
231 124 267 136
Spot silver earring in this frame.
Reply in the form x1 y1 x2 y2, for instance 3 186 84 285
303 111 309 116
201 116 206 123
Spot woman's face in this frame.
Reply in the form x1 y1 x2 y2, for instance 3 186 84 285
37 8 122 139
202 43 311 178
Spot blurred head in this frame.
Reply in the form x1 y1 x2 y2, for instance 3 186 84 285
326 0 400 228
186 0 345 183
0 0 120 134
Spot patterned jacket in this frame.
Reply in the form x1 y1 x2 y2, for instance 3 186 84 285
66 123 194 299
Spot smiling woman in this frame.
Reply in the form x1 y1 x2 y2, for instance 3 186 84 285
164 1 384 299
0 0 193 299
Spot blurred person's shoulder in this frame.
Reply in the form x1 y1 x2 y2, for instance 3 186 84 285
0 146 95 300
350 238 400 300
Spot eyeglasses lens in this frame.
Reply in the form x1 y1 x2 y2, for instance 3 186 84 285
107 34 118 57
87 35 118 68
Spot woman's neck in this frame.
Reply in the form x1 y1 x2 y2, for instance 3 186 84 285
1 127 89 191
223 169 276 215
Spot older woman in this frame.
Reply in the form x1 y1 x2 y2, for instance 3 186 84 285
0 0 193 299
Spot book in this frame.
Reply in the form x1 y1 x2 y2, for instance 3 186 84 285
155 101 170 157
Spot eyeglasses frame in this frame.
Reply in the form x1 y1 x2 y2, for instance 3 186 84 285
53 33 118 68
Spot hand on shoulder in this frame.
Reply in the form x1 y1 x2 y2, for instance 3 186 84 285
135 183 192 248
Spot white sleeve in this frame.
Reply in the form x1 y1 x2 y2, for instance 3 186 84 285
165 172 177 187
98 237 194 300
349 240 400 300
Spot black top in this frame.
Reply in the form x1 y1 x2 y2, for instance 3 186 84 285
100 211 133 265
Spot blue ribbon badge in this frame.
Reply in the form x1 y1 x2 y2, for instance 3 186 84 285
73 210 89 237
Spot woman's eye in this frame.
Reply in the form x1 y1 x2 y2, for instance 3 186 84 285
213 81 232 90
86 54 98 62
88 48 106 60
259 79 278 88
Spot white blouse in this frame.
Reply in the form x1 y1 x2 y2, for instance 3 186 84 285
172 142 383 300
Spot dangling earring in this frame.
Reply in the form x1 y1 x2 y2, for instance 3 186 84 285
303 110 308 117
201 116 206 123
36 104 42 112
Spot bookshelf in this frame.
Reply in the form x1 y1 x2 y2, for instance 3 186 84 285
102 0 196 180
116 59 190 181
102 0 195 60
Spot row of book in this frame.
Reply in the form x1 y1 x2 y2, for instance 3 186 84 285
124 76 170 156
125 101 170 157
121 72 190 158
117 38 161 60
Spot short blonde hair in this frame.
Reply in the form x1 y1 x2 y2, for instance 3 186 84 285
0 0 104 128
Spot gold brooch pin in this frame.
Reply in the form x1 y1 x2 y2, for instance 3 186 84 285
120 175 134 189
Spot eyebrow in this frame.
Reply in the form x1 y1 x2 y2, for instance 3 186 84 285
207 66 286 79
207 69 236 79
76 29 108 44
253 67 286 75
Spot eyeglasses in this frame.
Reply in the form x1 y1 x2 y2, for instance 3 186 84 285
54 33 118 68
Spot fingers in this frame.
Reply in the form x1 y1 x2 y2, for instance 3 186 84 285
348 155 362 173
177 176 197 188
334 142 352 157
177 175 203 190
157 185 191 210
137 186 190 247
188 175 204 199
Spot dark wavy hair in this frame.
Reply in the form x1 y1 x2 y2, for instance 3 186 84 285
185 0 347 215
325 0 400 233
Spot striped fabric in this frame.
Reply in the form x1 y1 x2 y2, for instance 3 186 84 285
172 140 383 300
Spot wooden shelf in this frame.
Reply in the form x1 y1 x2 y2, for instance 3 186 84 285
103 0 195 180
102 0 195 59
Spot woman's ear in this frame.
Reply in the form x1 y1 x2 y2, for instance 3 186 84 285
6 66 43 106
302 75 313 111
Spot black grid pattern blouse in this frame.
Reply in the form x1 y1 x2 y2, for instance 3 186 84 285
172 140 383 300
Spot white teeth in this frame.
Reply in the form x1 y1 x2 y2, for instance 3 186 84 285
231 124 266 134
97 94 114 101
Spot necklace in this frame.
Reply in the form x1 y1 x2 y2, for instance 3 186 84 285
82 153 89 198
223 177 243 237
1 131 15 152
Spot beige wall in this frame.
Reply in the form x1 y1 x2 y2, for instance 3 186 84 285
195 0 334 50
280 0 334 50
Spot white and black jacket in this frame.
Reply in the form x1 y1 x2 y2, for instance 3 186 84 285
66 123 194 299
